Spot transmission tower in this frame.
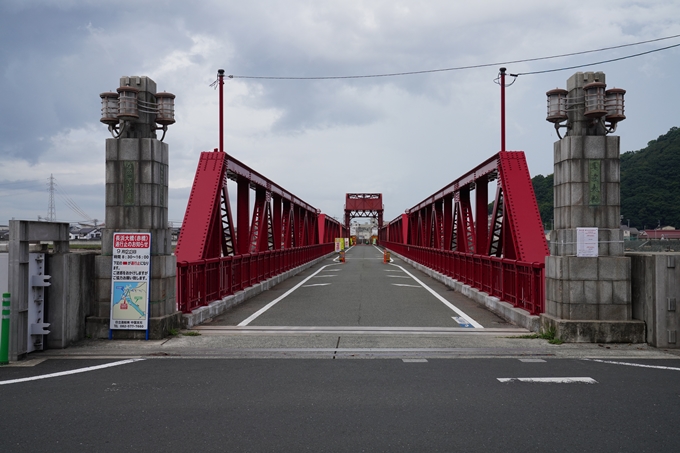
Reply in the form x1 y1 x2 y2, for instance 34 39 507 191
47 174 56 222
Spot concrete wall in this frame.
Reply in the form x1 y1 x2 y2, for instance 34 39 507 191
46 252 97 348
0 253 7 295
629 252 680 348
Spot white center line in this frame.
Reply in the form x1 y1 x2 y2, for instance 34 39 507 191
387 275 411 278
302 283 332 288
392 284 422 288
314 275 337 277
0 359 145 386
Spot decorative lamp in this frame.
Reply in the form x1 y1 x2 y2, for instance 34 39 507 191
116 86 139 121
155 92 176 126
605 88 626 124
99 92 119 125
583 81 607 119
546 88 568 123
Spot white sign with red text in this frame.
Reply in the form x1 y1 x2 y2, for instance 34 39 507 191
110 233 151 330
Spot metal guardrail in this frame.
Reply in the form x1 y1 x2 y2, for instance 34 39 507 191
176 243 333 313
383 241 545 315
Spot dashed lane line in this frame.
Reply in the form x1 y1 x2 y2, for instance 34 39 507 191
388 263 483 329
238 263 342 326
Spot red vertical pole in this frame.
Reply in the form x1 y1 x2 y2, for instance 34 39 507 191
475 176 489 254
218 69 225 153
272 194 282 250
500 67 506 153
237 176 250 255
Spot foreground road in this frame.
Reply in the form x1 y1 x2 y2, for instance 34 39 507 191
1 356 680 452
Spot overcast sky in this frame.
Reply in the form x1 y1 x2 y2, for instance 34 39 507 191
1 0 678 227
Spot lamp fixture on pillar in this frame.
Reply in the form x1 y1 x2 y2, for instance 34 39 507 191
100 84 175 141
546 76 625 138
546 88 569 139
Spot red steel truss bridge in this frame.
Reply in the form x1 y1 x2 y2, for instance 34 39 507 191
175 148 548 316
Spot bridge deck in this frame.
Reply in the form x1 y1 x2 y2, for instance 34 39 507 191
203 245 516 332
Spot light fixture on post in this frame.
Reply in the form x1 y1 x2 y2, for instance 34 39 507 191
604 88 626 133
154 92 176 141
100 91 120 133
583 81 607 119
546 74 625 138
546 88 569 139
100 82 175 141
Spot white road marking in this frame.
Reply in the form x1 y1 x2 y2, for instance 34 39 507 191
387 275 411 278
389 263 483 329
392 284 422 288
519 359 547 363
384 270 402 272
497 377 597 384
585 359 680 371
324 269 342 272
452 316 474 328
302 283 332 288
0 359 145 386
402 359 428 363
314 275 337 277
238 264 341 326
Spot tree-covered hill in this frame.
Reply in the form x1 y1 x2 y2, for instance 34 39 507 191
531 126 680 230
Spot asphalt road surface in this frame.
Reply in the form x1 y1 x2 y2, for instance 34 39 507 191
2 245 679 451
1 357 680 452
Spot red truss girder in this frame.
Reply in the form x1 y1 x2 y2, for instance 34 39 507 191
344 193 384 237
176 150 323 262
382 151 548 263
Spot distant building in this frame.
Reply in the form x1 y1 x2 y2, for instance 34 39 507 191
70 227 102 240
640 229 680 240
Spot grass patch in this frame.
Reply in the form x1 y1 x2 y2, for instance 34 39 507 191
509 326 563 344
181 331 201 336
167 328 179 336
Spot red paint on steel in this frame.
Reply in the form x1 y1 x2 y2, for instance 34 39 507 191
177 244 334 313
174 152 227 262
344 193 384 239
218 69 224 153
176 150 335 313
500 67 506 153
380 150 548 314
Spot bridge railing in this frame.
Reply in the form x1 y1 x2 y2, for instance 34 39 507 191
177 243 333 313
383 241 544 315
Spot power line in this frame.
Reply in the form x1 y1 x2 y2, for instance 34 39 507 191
226 33 680 80
516 42 680 76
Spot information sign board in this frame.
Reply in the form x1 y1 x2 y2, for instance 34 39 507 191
576 227 598 257
110 233 151 330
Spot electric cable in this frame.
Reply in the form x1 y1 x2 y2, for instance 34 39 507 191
224 33 680 80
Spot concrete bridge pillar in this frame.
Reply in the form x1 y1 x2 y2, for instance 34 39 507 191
542 71 645 343
86 76 181 339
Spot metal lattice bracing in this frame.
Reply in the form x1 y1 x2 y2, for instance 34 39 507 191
344 193 384 240
382 151 548 263
175 150 330 262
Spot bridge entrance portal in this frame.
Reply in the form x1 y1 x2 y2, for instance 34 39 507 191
344 193 383 244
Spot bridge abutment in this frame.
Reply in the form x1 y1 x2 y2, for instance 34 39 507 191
542 72 644 343
87 76 181 339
